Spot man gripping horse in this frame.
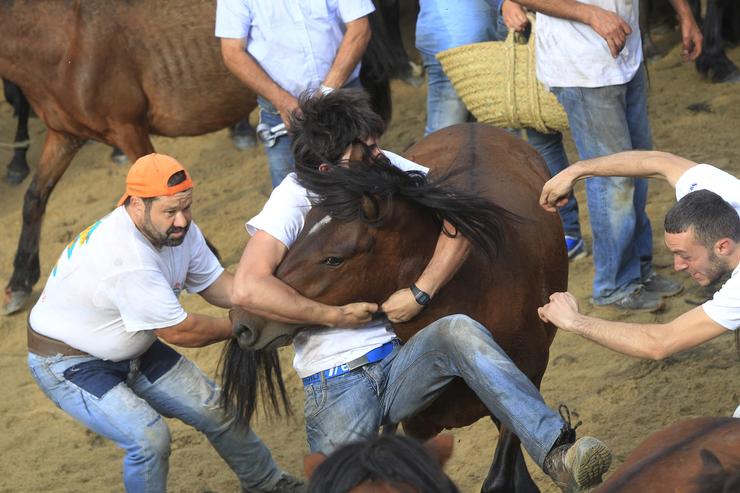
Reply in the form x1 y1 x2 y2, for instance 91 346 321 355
232 89 613 493
27 154 304 493
539 151 740 414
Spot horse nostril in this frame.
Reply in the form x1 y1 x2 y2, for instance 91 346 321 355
234 321 257 349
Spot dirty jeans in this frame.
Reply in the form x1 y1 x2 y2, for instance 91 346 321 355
303 315 565 467
28 340 282 493
550 64 654 303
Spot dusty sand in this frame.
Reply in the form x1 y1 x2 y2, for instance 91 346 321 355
0 37 738 493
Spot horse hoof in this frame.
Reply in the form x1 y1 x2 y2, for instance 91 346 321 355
231 131 257 151
5 167 29 185
719 71 740 84
110 148 129 166
2 289 31 316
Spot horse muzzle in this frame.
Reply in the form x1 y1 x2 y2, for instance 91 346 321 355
229 308 298 351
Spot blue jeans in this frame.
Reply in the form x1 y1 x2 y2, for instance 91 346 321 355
303 315 565 467
550 65 654 304
28 340 282 493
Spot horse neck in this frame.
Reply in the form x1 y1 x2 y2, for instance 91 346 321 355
0 1 70 86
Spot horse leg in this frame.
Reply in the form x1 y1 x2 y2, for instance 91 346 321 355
697 0 740 83
6 87 31 185
639 0 661 62
4 130 83 314
229 118 257 151
109 124 155 162
482 422 539 493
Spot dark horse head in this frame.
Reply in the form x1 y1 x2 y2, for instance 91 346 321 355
219 144 520 427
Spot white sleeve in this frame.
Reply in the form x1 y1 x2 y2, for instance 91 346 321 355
336 0 375 23
215 0 252 38
702 270 740 331
382 150 430 175
103 270 187 332
184 223 225 294
246 174 311 248
675 164 740 214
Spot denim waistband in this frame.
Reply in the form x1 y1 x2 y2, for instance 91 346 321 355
302 339 398 386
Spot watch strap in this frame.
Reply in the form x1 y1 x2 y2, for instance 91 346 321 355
410 283 432 306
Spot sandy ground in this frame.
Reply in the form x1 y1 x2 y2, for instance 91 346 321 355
0 34 738 493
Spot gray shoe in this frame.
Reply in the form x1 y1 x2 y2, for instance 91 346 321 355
610 287 665 312
268 474 306 493
544 436 612 492
643 272 683 297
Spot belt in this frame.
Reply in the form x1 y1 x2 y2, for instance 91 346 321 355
302 339 398 386
27 324 89 357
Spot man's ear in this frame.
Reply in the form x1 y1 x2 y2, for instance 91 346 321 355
318 163 331 172
714 237 735 257
304 452 327 479
423 434 455 469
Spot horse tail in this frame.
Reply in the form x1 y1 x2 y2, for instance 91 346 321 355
361 8 403 124
219 339 291 427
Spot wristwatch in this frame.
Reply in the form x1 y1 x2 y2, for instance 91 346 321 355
410 283 432 306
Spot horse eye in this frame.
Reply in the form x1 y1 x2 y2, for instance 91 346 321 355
322 256 344 267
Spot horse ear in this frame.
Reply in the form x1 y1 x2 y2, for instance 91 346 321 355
424 433 455 468
304 452 327 479
361 194 380 221
699 448 725 474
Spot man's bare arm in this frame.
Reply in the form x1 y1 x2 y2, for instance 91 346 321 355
538 292 728 360
322 17 371 90
669 0 703 61
381 221 470 323
513 0 632 57
156 313 233 348
231 231 377 326
197 271 233 309
220 37 298 126
540 151 698 211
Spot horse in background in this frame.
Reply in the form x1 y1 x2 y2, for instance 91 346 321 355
222 123 568 492
304 434 459 493
0 0 402 315
1 79 30 184
593 417 740 492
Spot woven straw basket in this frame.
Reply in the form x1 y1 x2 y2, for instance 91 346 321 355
436 24 569 134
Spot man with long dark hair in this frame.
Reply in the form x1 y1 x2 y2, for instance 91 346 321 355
233 89 613 492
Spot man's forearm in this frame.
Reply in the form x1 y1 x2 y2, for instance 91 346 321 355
322 18 371 90
414 221 471 297
157 314 233 348
566 151 696 188
568 315 669 360
221 42 292 109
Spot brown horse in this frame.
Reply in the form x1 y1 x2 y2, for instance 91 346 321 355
593 417 740 492
0 0 398 315
222 123 569 492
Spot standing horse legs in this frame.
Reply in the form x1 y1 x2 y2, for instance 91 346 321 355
482 421 540 493
4 130 83 314
696 0 740 83
2 80 31 185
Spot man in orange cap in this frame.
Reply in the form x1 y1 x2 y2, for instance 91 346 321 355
27 153 304 493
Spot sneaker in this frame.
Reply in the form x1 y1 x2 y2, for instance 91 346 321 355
544 436 612 492
610 286 665 312
643 272 683 297
565 236 587 260
258 474 306 493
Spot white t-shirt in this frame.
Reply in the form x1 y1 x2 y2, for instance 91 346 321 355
535 0 642 88
247 151 429 378
675 164 740 331
29 207 223 361
215 0 374 98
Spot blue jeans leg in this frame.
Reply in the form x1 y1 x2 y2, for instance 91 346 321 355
258 97 295 188
129 356 282 492
551 66 653 303
526 129 581 238
421 52 470 135
382 315 564 467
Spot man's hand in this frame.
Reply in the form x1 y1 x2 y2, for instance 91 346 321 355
586 5 632 57
381 288 424 323
678 16 702 62
335 302 379 327
540 170 577 212
537 292 581 332
502 0 530 33
274 93 300 128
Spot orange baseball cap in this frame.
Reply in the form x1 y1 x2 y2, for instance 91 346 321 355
117 153 194 206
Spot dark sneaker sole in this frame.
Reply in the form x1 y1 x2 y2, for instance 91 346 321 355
566 437 612 492
645 284 684 298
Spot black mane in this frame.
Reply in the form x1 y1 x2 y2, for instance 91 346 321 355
295 153 520 259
